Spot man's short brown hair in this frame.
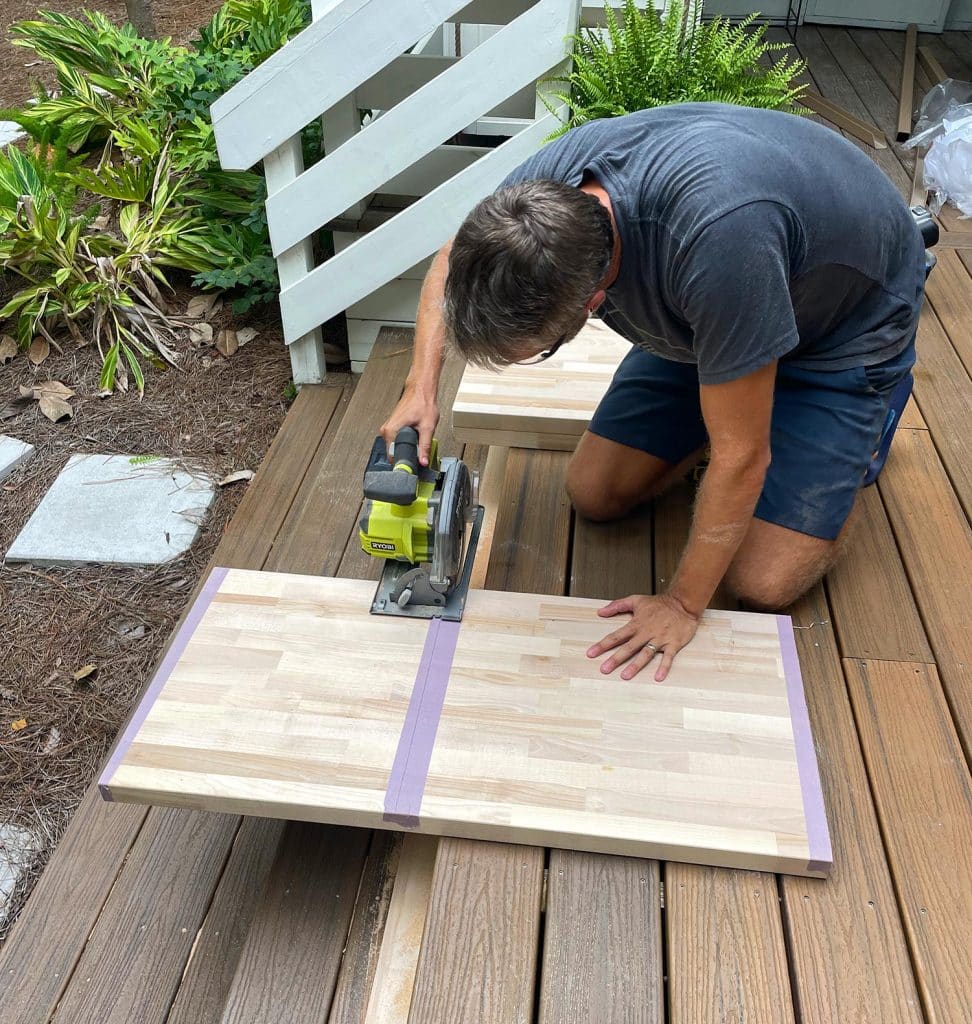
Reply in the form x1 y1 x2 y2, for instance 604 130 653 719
444 180 613 369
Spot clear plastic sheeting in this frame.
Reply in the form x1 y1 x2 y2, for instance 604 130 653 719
904 79 972 216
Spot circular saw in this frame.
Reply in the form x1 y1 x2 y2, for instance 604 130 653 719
359 427 483 620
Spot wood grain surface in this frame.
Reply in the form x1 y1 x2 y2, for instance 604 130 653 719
50 810 240 1024
452 319 630 448
327 832 402 1024
541 850 663 1024
779 587 924 1024
167 817 287 1024
536 491 663 1024
666 862 796 1024
220 823 370 1024
407 838 544 1024
654 479 797 1024
825 484 933 663
844 658 972 1024
879 428 972 761
102 566 829 876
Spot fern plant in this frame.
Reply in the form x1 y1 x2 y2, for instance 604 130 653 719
546 0 807 135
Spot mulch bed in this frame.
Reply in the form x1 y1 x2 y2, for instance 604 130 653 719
0 2 348 941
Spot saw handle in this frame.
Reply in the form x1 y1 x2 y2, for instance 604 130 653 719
391 427 420 477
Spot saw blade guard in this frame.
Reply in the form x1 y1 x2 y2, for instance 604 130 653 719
429 457 472 591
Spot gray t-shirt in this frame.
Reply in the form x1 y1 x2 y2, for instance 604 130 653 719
499 103 926 384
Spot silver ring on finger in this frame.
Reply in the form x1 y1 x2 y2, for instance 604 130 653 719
644 641 658 654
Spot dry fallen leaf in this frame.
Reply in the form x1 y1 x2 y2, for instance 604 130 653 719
0 335 16 363
72 664 97 682
215 329 238 358
218 469 255 487
28 336 50 365
38 381 75 399
189 322 213 346
187 293 222 318
42 727 61 754
1 397 33 421
236 327 259 347
39 395 74 422
21 381 75 401
17 381 76 421
10 718 27 732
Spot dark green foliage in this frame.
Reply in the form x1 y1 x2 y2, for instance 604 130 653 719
0 1 314 389
546 0 807 135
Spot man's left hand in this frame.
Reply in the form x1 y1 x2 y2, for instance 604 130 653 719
587 594 700 682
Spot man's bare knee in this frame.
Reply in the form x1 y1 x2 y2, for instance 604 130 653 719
565 473 634 522
728 574 808 612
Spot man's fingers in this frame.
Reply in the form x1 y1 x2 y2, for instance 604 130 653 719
417 427 433 467
600 636 652 675
621 645 658 681
586 625 633 659
655 648 677 682
380 423 396 459
598 596 634 618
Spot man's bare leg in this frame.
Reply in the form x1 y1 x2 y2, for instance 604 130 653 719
566 431 706 522
724 499 861 610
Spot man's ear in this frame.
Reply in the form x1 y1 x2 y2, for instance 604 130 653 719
587 290 606 313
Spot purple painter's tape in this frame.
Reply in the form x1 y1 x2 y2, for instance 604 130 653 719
98 566 229 801
777 615 833 875
383 616 461 828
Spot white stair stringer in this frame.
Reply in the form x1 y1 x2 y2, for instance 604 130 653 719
279 114 557 344
266 0 576 256
211 0 582 380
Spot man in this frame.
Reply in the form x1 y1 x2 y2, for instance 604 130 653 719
381 103 925 681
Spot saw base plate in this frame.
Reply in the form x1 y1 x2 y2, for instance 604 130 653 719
369 505 485 620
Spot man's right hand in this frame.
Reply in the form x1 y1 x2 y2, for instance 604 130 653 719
380 386 440 466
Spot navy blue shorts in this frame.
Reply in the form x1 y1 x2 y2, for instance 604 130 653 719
587 340 917 540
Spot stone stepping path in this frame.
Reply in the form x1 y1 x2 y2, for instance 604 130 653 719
0 823 39 932
0 435 34 483
4 454 215 567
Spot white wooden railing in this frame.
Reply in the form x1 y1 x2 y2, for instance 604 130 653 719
211 1 649 379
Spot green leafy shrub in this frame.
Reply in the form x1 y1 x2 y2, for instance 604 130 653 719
0 2 313 391
546 0 807 135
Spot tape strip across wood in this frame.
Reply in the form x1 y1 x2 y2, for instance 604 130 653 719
98 566 229 801
382 616 461 827
777 615 833 874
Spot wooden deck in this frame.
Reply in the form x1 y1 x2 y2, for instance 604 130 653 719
1 26 970 1024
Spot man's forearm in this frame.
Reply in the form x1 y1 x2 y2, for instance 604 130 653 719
405 242 452 395
668 455 768 616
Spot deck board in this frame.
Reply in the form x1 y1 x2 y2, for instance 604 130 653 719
49 810 240 1024
167 817 287 1024
654 482 796 1024
778 586 925 1024
825 484 934 663
879 428 972 762
537 498 663 1024
844 659 972 1023
220 824 370 1024
407 448 571 1022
